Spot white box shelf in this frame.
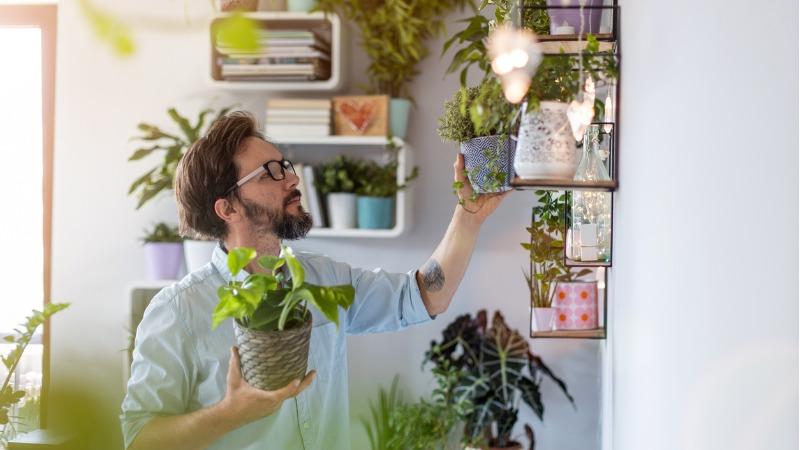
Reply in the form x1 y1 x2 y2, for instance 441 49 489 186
272 136 412 238
209 12 343 91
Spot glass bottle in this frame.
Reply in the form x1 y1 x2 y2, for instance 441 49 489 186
571 125 611 262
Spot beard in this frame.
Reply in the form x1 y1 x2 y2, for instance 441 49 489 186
241 190 313 240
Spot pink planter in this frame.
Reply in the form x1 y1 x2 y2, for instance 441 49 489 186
553 281 598 330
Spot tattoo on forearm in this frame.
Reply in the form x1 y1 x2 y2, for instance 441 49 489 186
421 259 445 293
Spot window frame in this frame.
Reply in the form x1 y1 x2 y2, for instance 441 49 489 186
0 3 57 429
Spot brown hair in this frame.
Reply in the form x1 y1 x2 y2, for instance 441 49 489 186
174 110 263 240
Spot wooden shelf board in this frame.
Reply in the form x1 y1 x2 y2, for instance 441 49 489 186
538 33 614 42
512 178 617 191
531 328 606 339
540 40 615 54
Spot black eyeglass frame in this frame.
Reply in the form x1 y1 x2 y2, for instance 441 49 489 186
224 159 295 195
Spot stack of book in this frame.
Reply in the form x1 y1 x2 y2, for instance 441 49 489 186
264 98 331 137
215 29 331 81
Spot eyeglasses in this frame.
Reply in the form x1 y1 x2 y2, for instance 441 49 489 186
225 159 295 195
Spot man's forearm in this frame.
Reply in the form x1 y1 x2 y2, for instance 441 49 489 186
416 207 482 316
128 402 236 450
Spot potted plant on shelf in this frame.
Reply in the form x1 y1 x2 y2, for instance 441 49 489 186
545 0 604 36
437 77 517 197
1 303 69 446
354 157 418 230
522 190 591 332
314 155 361 229
141 222 184 281
213 246 354 390
313 0 467 139
514 35 618 180
426 310 574 450
127 106 232 272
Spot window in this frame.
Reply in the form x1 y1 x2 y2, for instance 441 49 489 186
0 3 56 438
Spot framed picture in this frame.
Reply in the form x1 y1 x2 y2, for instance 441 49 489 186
332 95 388 136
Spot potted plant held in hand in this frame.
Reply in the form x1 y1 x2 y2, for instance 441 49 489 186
315 155 361 229
141 222 184 281
522 190 591 331
212 246 354 390
354 158 418 230
438 77 517 196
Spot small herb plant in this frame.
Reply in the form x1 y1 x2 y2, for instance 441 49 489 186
360 376 406 450
128 106 232 209
438 78 516 207
355 159 419 198
1 303 70 445
314 155 362 195
140 222 182 244
522 190 591 308
212 246 355 331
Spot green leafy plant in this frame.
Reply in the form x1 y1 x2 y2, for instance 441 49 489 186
360 375 406 450
355 159 419 198
128 106 232 209
140 222 183 244
313 0 468 100
426 310 574 449
442 0 550 87
314 155 363 195
522 191 591 308
439 78 516 205
387 359 472 450
1 303 70 445
212 246 355 332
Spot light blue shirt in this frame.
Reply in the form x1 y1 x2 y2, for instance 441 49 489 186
120 243 434 450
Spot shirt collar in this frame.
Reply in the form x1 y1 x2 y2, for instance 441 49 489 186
211 241 252 284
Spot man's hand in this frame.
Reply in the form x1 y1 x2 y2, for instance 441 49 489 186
453 153 510 224
216 347 316 427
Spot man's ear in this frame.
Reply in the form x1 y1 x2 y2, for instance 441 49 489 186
214 197 240 224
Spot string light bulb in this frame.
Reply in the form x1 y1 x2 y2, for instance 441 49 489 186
487 24 542 104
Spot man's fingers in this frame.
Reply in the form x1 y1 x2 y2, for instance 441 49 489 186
453 153 467 182
227 347 242 384
295 370 316 395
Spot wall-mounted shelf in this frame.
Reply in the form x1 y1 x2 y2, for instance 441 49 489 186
531 329 605 339
512 178 617 192
272 136 412 238
209 12 343 91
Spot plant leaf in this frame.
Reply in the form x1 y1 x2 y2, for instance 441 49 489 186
227 247 256 276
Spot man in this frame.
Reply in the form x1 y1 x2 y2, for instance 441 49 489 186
120 111 507 450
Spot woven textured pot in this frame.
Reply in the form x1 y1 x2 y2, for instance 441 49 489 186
234 317 312 391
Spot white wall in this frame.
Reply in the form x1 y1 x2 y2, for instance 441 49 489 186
612 1 798 449
50 1 602 449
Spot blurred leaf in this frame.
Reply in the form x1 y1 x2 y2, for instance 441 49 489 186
79 0 135 56
227 247 257 276
215 13 260 52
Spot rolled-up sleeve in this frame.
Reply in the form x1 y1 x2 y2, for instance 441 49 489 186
336 264 435 335
120 293 196 449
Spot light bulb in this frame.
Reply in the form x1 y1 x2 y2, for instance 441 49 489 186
603 93 614 133
487 24 542 104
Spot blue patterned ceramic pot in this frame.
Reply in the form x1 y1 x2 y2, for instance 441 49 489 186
459 135 516 194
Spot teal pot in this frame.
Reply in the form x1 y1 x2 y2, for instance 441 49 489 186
459 135 516 194
326 192 357 229
357 196 394 229
287 0 315 11
389 98 412 139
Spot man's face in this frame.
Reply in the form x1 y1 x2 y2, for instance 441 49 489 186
231 137 312 240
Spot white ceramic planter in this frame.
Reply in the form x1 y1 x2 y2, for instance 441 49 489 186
326 193 357 229
531 307 556 332
514 101 578 179
183 239 217 273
